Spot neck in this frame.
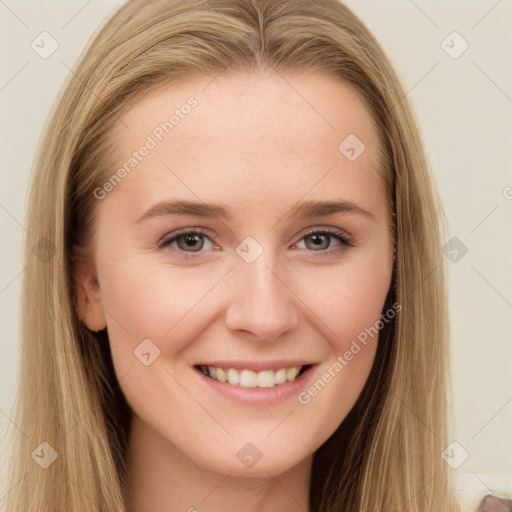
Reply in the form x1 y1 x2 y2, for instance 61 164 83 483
125 415 312 512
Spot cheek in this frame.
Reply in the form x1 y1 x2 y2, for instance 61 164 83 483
97 256 231 368
296 252 392 402
296 253 392 352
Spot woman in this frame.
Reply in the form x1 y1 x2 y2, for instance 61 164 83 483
4 0 460 510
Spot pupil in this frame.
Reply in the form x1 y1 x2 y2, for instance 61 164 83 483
180 234 203 251
309 234 328 250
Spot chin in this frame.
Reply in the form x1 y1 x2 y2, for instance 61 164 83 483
184 435 314 479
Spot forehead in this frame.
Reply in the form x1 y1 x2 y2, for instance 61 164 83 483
104 70 384 217
112 69 378 152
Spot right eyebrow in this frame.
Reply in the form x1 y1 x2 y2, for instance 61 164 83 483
133 200 234 226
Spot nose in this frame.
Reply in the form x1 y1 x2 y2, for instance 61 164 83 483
224 251 300 342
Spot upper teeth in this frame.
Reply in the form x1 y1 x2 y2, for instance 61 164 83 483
199 365 303 388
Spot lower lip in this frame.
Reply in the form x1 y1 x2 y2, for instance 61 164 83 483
195 366 317 405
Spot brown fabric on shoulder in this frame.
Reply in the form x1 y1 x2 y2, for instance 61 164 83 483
477 494 512 512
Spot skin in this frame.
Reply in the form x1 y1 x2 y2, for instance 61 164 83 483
74 70 394 512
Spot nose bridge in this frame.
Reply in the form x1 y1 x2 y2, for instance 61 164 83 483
224 242 299 340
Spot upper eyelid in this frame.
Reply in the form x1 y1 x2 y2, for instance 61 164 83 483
301 226 352 241
157 227 215 247
295 229 353 249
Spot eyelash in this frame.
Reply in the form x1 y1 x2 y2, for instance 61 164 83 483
157 227 354 256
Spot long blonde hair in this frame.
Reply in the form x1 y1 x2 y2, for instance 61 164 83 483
4 0 459 510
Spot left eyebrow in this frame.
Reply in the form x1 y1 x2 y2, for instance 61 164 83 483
289 199 376 221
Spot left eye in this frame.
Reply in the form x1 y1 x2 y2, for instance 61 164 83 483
296 231 351 252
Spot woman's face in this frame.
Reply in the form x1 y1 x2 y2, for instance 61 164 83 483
76 70 394 477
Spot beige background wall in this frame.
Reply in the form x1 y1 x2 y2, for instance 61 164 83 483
1 1 511 510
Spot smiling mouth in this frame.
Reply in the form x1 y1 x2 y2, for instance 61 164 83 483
195 364 313 388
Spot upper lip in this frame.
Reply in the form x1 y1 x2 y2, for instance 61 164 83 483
194 360 315 372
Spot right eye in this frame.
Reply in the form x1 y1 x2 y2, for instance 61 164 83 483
157 228 218 254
